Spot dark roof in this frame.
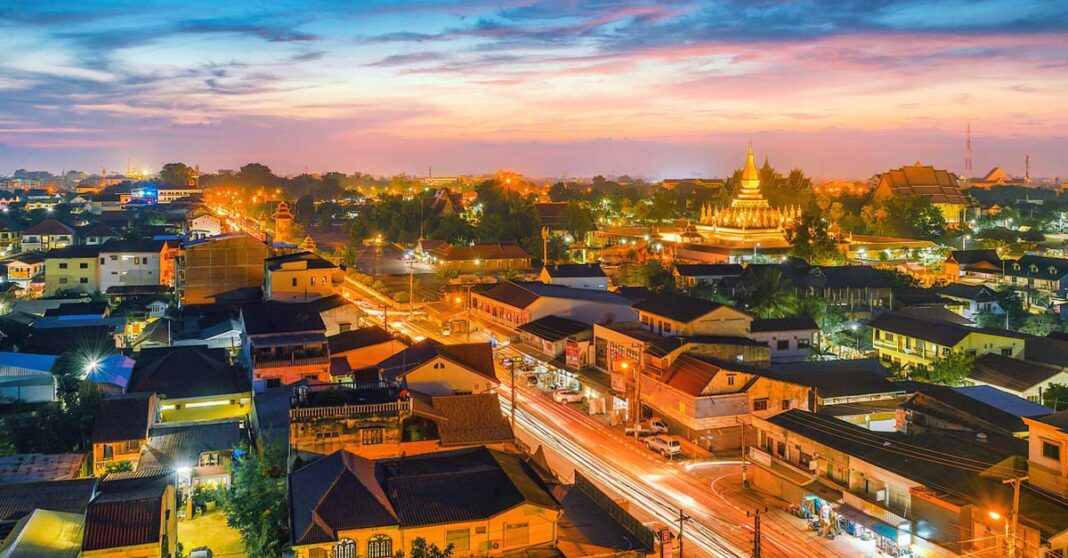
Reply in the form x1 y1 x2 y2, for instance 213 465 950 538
309 293 349 312
614 286 652 302
516 315 592 342
23 325 114 355
44 244 103 258
479 280 633 310
902 383 1049 434
141 420 246 469
894 305 974 325
82 470 172 551
0 478 96 522
750 316 818 333
241 301 325 335
378 339 497 384
802 265 896 289
941 283 997 302
542 263 606 278
265 251 338 271
970 353 1062 392
92 393 153 443
1023 336 1068 368
433 241 530 262
43 301 108 317
83 223 118 238
290 447 556 546
328 325 395 354
658 354 725 396
127 346 249 399
98 239 166 253
868 312 974 346
22 219 75 236
673 263 744 277
767 359 903 399
417 393 514 446
947 249 1001 266
632 292 730 323
1005 255 1068 279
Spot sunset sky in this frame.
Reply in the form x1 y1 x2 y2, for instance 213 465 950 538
1 0 1066 179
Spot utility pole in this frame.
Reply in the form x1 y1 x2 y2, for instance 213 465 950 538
677 509 691 558
408 260 415 318
747 507 768 558
1003 476 1028 558
541 226 549 265
510 358 517 432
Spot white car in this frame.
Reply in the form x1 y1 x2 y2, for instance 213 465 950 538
552 389 584 404
643 435 682 457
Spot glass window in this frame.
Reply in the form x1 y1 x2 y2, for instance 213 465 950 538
753 398 769 411
367 535 392 558
80 277 88 284
361 428 384 445
59 262 68 269
776 340 789 350
781 400 790 411
1001 348 1013 356
1043 441 1061 461
726 374 735 386
103 444 114 461
334 539 356 558
446 529 471 551
503 523 530 548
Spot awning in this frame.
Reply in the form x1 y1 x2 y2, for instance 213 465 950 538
835 504 900 540
802 481 844 505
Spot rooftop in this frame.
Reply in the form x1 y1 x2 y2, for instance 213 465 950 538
265 250 338 271
542 263 606 278
241 301 326 335
516 315 592 342
127 346 249 399
632 292 733 323
327 325 396 354
750 316 819 333
378 339 497 384
0 454 85 484
478 280 633 310
92 393 154 444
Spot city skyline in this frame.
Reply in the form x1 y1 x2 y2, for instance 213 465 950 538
1 0 1067 178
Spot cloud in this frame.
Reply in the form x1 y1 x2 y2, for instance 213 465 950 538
367 52 448 67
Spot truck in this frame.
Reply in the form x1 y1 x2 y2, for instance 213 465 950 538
624 418 669 436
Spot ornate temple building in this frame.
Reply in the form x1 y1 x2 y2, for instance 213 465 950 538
694 144 800 246
272 199 294 244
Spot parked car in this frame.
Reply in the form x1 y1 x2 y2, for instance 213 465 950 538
500 356 513 367
625 418 670 436
552 388 584 403
643 435 682 457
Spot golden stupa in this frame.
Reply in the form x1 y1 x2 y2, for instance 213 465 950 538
695 144 800 245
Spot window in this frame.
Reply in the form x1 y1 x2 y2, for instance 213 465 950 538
311 276 316 286
776 340 790 350
79 262 88 269
1043 441 1061 461
59 262 68 269
334 539 356 558
103 444 114 461
662 322 672 334
123 440 140 453
753 398 769 411
775 441 786 458
59 277 68 284
503 523 530 548
726 374 735 386
291 278 298 287
361 428 384 445
1001 348 1013 356
781 399 790 411
339 322 351 333
885 333 894 342
942 347 951 356
79 277 88 284
199 452 220 467
367 535 392 558
965 349 977 357
446 529 471 551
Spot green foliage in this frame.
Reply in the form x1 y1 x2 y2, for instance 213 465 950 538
617 261 673 292
1021 312 1060 336
785 213 843 265
159 162 197 186
738 268 799 318
913 350 974 386
408 537 454 558
223 443 289 558
562 202 596 239
1044 383 1068 411
103 460 134 473
294 194 316 225
861 195 947 240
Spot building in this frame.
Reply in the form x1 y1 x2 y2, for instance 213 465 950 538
900 383 1052 437
944 249 1003 283
90 393 157 475
20 219 75 252
3 252 44 286
970 166 1028 189
43 245 101 295
873 161 970 226
97 239 172 294
537 264 607 290
187 211 221 239
0 351 59 403
179 232 267 305
1004 255 1068 307
138 419 246 504
672 263 744 287
289 447 560 558
748 316 819 363
126 346 252 423
967 352 1068 402
242 301 330 387
632 292 752 337
471 281 637 331
81 470 178 558
869 311 1025 370
0 217 22 253
272 199 295 244
264 251 340 302
430 241 532 273
377 339 498 396
81 224 118 245
939 283 1003 320
516 315 593 363
327 326 408 378
311 293 365 336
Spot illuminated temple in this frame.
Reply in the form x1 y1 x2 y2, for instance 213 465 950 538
693 144 800 246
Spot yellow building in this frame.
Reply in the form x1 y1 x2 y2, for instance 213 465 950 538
289 447 560 558
264 250 341 302
43 245 101 295
126 346 252 423
869 312 1023 370
873 162 970 226
632 291 753 337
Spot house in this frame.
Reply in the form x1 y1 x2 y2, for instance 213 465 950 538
23 324 120 356
19 219 75 252
538 264 607 290
970 166 1028 189
187 212 222 239
516 315 593 363
632 292 752 337
85 353 136 394
1004 255 1068 306
81 470 177 558
264 251 340 302
289 447 560 558
873 161 970 225
471 281 637 331
179 232 267 305
796 265 896 311
0 351 59 403
967 353 1068 403
422 189 465 217
0 217 22 253
940 283 1003 320
126 346 252 422
869 311 1024 369
288 382 514 459
672 263 744 287
327 325 408 377
81 224 118 245
748 316 819 363
43 245 101 295
139 419 247 503
310 294 364 336
377 339 498 396
242 301 330 387
534 201 568 232
90 393 157 475
430 241 532 273
97 239 169 293
944 249 1002 283
0 477 97 541
3 252 44 285
0 508 84 557
900 383 1052 437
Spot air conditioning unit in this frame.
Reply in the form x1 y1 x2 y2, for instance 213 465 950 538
491 541 501 550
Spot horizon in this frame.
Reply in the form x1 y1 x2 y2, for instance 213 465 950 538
1 1 1067 180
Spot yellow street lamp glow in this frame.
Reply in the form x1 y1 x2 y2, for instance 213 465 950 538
988 510 1001 521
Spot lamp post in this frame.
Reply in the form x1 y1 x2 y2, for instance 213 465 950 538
753 242 760 262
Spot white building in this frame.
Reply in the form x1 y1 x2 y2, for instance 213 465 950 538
188 213 222 239
538 263 608 290
97 239 166 293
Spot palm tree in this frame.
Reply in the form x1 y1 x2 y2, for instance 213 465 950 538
742 268 799 318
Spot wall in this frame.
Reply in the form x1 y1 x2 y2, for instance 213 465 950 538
266 268 336 302
44 257 98 294
99 250 162 292
404 357 496 396
181 236 267 305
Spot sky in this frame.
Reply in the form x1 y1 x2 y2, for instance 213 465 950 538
1 0 1067 180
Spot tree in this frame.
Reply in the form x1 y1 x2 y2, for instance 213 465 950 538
563 202 596 240
785 213 843 265
1044 383 1068 411
739 268 798 318
237 163 278 189
915 350 974 386
1021 312 1060 336
223 443 289 558
409 537 454 558
617 261 673 292
159 163 197 186
293 194 315 226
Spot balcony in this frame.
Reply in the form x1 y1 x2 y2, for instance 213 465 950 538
253 354 330 368
290 399 412 420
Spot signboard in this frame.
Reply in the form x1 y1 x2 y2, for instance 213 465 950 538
565 339 587 370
